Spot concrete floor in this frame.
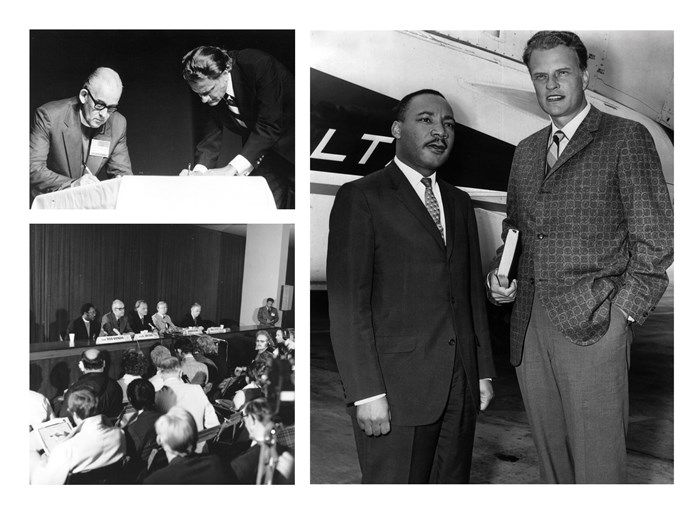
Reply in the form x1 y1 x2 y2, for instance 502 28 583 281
310 286 673 484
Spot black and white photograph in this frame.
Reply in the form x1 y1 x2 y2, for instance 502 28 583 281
310 30 674 484
29 30 295 210
29 223 295 484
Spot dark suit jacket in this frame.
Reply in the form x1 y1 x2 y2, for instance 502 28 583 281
143 454 233 484
66 315 100 341
194 49 294 169
59 372 124 419
124 409 161 464
327 162 495 427
127 311 152 333
493 106 674 365
29 96 132 202
101 312 134 336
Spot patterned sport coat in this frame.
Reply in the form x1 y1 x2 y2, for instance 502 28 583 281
494 105 674 365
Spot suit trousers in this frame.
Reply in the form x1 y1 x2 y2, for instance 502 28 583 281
351 349 476 484
516 290 632 483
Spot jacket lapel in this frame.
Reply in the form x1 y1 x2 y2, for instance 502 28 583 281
387 163 446 249
62 104 83 179
546 106 600 179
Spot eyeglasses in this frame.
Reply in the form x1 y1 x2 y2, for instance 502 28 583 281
85 88 118 113
114 307 125 310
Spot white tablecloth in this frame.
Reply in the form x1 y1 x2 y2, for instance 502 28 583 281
31 175 276 211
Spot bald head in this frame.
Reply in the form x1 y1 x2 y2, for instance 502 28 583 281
112 299 125 318
80 348 105 372
79 67 123 128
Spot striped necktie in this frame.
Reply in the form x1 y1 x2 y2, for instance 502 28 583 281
421 177 445 243
546 130 565 175
224 94 248 129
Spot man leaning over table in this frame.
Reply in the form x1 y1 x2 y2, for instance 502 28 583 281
30 67 132 204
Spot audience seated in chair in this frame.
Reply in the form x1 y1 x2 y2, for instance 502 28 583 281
117 349 148 403
59 348 123 419
154 356 220 453
30 386 126 484
229 398 293 484
122 378 161 480
173 338 209 386
142 407 233 484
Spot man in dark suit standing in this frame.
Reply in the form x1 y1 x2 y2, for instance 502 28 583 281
67 303 100 342
30 67 132 204
179 45 294 209
488 31 674 483
327 90 495 484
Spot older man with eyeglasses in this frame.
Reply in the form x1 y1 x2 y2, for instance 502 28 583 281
30 67 132 205
100 299 135 336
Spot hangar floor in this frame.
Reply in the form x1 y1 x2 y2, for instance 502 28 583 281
310 286 674 484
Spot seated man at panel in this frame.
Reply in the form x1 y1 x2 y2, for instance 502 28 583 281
67 302 100 342
154 357 219 452
127 300 153 333
257 297 279 327
101 299 134 336
59 348 124 419
152 301 181 335
173 338 209 386
230 398 293 484
179 46 295 209
180 302 206 329
31 387 126 484
143 407 232 484
30 67 132 204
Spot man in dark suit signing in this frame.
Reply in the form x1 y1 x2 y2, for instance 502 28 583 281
179 45 294 209
327 89 495 484
30 67 132 204
488 31 674 483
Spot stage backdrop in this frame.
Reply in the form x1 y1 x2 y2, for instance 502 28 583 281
30 224 246 343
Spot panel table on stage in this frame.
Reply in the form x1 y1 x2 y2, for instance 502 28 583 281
29 327 261 402
31 175 276 210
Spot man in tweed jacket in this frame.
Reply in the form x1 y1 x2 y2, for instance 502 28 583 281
488 31 673 483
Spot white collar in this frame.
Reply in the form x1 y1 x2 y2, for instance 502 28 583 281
394 156 436 187
550 101 591 142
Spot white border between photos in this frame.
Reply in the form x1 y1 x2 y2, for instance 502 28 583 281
3 0 695 508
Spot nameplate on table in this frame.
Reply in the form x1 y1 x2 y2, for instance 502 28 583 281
206 327 230 335
181 327 204 336
96 334 133 345
134 332 160 341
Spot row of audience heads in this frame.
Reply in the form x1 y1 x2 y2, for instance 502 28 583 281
67 382 272 458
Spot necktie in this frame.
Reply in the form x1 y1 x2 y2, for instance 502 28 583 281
421 177 445 243
546 130 565 175
224 94 248 129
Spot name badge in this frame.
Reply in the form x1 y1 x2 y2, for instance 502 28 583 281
90 139 111 158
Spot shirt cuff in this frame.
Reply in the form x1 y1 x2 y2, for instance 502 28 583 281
354 393 386 406
229 154 254 176
192 164 209 174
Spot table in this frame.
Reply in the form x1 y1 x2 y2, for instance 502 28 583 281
31 175 276 210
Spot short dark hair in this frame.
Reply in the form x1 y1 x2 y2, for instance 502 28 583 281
80 303 95 315
127 378 156 411
246 359 271 384
182 46 232 82
121 349 148 376
173 338 194 355
266 298 274 303
393 89 446 122
522 31 588 71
